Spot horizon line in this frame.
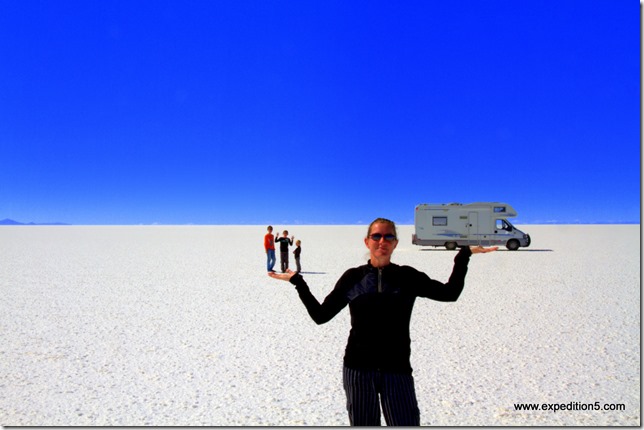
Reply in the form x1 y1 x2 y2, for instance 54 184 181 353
1 221 640 227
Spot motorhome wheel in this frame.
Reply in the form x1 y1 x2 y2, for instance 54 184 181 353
445 242 457 250
506 239 520 251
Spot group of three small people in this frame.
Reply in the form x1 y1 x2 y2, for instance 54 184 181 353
264 225 301 273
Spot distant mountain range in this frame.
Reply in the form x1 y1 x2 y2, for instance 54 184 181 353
0 218 70 226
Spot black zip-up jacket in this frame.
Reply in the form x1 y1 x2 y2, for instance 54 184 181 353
289 246 472 374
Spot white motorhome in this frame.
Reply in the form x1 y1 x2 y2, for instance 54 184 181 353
412 202 531 250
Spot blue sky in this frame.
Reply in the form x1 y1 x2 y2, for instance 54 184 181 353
1 1 639 225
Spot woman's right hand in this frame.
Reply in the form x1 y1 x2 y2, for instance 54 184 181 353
268 269 297 281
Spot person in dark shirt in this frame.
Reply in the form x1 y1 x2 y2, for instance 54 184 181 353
269 217 497 426
275 230 294 273
293 239 302 273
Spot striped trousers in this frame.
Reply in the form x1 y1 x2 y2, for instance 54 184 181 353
342 366 421 426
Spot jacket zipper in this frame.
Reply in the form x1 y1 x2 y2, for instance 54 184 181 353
377 267 383 373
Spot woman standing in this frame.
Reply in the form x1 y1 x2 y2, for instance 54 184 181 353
268 218 497 426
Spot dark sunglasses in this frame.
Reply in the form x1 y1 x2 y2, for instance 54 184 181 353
369 233 397 242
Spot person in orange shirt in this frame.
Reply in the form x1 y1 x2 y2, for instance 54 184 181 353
264 225 276 272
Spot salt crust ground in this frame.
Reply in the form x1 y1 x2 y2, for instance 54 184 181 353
0 224 640 426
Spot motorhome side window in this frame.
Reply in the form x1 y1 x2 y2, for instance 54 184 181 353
496 219 512 231
433 216 448 226
494 206 506 213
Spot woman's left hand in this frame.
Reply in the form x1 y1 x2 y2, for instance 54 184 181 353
469 245 499 254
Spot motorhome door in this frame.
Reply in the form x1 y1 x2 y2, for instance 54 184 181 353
468 211 480 245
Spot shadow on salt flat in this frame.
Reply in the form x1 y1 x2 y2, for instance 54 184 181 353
419 248 554 252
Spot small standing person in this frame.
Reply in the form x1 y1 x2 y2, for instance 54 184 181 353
293 239 302 273
275 230 294 273
264 226 276 273
269 217 497 426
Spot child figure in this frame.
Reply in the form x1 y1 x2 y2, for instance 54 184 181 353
293 239 302 273
275 230 294 273
264 225 276 272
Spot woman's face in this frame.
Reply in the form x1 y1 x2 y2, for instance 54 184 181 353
364 222 398 264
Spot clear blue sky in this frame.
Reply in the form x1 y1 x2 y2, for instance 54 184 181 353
1 1 639 225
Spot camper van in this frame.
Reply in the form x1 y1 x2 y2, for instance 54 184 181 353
412 202 531 250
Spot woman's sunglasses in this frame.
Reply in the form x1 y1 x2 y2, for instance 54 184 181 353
369 233 397 242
